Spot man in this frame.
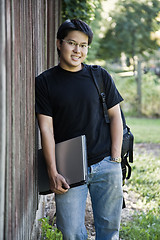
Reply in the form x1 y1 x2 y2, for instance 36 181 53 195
36 19 123 240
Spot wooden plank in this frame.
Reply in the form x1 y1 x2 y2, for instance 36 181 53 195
4 0 12 238
0 1 6 240
1 0 62 239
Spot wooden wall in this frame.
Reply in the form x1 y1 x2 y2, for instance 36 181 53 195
0 1 61 240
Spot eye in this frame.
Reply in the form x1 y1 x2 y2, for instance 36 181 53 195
80 44 87 48
68 41 76 46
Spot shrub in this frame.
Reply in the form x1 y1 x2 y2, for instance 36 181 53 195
142 73 160 117
39 217 63 240
113 72 160 117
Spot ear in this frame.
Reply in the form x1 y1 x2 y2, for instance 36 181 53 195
56 39 61 51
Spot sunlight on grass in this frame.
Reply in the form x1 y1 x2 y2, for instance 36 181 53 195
126 117 160 143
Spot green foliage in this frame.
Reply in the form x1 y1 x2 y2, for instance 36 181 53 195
114 74 137 116
99 0 160 60
39 217 63 240
120 142 160 239
142 73 160 117
62 0 99 24
87 1 103 61
62 0 104 61
111 70 160 117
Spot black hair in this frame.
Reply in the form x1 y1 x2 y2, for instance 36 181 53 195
57 19 93 56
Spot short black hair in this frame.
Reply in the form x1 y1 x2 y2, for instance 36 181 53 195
57 19 93 56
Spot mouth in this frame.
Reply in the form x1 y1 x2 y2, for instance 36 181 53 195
71 55 81 61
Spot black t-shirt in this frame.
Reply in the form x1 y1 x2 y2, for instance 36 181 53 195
35 64 123 166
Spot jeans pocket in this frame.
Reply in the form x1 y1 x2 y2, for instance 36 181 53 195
91 156 111 173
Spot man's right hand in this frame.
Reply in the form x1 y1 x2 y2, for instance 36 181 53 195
49 173 70 194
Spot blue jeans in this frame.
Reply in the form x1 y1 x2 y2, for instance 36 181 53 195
55 156 123 240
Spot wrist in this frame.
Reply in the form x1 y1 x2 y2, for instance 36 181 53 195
47 167 58 178
111 157 121 163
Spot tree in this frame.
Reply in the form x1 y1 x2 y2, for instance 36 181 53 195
62 0 99 24
99 0 160 115
62 0 103 61
87 1 103 61
99 0 160 60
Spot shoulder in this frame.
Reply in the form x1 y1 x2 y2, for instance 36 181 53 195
84 63 101 71
85 64 113 81
85 64 110 75
36 66 58 81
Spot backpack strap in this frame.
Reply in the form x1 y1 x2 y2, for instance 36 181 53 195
120 108 127 130
89 64 133 209
89 64 134 164
90 65 110 124
129 131 134 163
123 155 132 179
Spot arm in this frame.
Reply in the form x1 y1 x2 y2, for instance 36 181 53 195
37 114 70 194
108 104 123 159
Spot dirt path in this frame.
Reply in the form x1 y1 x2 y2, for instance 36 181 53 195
42 143 160 239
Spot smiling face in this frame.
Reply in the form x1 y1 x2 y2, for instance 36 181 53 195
57 30 89 72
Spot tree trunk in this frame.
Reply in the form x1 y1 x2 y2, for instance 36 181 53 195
136 59 142 116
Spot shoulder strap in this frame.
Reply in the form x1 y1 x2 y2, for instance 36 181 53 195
120 107 127 129
89 65 104 94
129 131 134 163
90 65 110 124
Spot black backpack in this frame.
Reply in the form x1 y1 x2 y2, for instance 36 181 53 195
89 65 134 184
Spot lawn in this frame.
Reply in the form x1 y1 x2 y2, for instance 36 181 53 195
126 117 160 144
120 117 160 240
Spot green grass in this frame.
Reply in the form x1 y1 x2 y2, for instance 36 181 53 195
125 117 160 144
120 152 160 239
120 117 160 240
121 211 160 240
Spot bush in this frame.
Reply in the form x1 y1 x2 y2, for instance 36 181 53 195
112 71 160 117
142 73 160 117
113 73 138 116
39 217 63 240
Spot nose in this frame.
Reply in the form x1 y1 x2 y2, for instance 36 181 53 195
73 44 80 53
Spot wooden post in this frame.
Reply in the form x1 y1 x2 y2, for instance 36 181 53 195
0 1 6 240
136 59 142 116
0 0 61 239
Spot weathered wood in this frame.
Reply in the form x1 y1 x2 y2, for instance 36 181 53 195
0 1 6 240
0 1 61 239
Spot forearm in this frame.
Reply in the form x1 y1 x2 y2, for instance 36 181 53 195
40 128 58 177
40 127 70 193
108 104 123 158
110 115 123 158
37 114 69 194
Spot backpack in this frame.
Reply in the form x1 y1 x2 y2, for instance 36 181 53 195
89 65 134 185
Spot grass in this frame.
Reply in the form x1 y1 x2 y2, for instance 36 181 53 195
120 152 160 239
120 211 160 240
120 117 160 240
125 117 160 144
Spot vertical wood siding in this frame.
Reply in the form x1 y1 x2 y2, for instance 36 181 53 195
0 1 6 240
0 1 61 239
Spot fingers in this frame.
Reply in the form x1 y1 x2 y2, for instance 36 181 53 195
53 187 68 195
50 174 70 194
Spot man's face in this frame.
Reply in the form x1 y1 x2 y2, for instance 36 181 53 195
57 30 89 72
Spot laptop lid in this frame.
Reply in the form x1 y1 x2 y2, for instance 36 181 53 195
38 135 88 194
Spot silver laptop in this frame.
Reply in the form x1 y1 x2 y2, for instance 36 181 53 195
38 135 88 194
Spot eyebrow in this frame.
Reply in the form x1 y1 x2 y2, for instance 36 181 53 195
67 39 88 44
